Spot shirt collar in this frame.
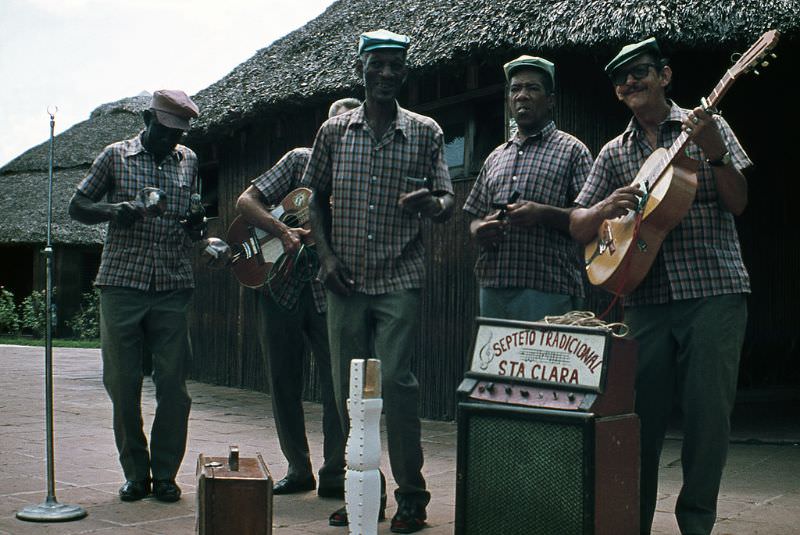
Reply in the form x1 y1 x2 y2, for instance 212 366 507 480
347 101 409 139
506 120 556 148
123 132 183 161
622 100 685 143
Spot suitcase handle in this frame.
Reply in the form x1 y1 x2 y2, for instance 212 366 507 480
228 445 239 471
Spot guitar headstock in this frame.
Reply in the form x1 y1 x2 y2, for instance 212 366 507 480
729 30 780 79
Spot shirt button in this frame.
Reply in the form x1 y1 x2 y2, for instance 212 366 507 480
371 175 377 183
369 204 375 211
157 166 162 170
518 150 524 156
512 175 518 181
367 234 374 240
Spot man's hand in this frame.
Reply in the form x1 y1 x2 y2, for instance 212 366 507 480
470 212 508 250
280 227 311 257
597 185 643 220
110 201 145 228
318 254 354 296
506 200 542 228
398 188 442 218
682 106 727 159
201 237 232 269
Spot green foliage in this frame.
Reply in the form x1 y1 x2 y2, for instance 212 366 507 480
0 287 20 335
67 289 101 340
20 288 56 338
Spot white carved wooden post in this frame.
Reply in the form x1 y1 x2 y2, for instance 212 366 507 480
345 358 382 535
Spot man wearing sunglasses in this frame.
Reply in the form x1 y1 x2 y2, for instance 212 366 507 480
68 89 230 504
569 38 751 535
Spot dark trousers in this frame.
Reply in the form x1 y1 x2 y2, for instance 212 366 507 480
627 294 747 535
99 287 193 482
326 289 429 505
256 285 345 487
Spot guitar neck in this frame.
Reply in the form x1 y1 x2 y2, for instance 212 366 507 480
645 69 737 190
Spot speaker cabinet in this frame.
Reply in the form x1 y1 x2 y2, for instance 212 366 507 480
455 403 638 535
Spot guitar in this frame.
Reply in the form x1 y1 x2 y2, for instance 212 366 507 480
584 30 779 296
227 187 313 288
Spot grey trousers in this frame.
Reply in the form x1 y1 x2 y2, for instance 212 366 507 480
256 285 345 487
626 294 747 535
326 289 429 505
99 286 193 482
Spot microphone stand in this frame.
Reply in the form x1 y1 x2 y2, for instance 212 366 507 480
16 106 87 522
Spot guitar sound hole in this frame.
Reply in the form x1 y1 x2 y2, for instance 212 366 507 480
283 214 300 227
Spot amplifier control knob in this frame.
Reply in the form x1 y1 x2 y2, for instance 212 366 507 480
485 382 495 394
477 385 485 393
504 386 512 395
520 390 529 398
568 392 576 402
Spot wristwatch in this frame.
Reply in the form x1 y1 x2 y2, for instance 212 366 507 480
706 151 732 167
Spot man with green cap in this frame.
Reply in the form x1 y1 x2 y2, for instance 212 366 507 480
304 29 454 533
463 55 592 320
570 37 751 535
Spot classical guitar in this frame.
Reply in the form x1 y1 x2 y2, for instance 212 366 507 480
585 30 779 296
227 187 313 288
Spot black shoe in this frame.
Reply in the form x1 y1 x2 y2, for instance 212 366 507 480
328 495 387 527
152 479 181 502
318 483 345 499
390 500 427 533
119 479 150 501
273 475 316 495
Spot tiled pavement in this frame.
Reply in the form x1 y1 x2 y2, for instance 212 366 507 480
1 345 798 534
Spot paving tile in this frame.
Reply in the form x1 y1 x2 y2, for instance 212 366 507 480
2 345 800 534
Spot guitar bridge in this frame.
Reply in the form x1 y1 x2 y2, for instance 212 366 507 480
600 221 616 255
242 226 264 263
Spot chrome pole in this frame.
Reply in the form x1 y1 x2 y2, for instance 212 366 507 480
16 106 87 522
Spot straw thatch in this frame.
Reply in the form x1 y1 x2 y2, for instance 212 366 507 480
0 95 149 245
190 0 799 136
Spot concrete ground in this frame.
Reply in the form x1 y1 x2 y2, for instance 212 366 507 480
1 345 798 535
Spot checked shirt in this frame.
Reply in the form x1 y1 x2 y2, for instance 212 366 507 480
251 147 326 313
463 121 592 297
303 104 453 295
77 134 197 291
575 102 752 306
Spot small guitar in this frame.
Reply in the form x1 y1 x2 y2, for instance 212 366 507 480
227 187 313 288
584 30 779 296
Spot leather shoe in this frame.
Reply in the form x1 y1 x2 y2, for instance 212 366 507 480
152 479 181 502
390 500 427 533
119 479 150 501
329 494 387 526
273 475 315 495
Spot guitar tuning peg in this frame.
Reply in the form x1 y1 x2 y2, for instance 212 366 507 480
753 69 761 76
761 61 770 68
770 53 777 59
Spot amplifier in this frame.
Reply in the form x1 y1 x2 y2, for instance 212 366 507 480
455 403 638 535
455 318 639 535
196 449 273 535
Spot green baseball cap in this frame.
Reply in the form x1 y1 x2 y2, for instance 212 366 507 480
605 37 662 77
503 55 555 86
358 29 411 55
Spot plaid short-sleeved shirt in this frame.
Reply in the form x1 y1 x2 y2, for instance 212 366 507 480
574 102 752 305
77 134 197 291
303 104 453 295
463 121 592 297
251 147 326 313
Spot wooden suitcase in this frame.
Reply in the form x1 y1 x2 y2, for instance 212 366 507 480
196 448 273 535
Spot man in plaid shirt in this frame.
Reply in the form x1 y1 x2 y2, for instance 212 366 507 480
235 98 360 501
464 55 592 321
305 30 454 534
68 90 230 504
570 38 751 535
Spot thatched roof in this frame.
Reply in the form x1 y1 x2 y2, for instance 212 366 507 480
191 0 799 136
0 95 150 245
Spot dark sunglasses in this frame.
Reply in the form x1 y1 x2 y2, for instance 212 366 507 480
611 63 659 85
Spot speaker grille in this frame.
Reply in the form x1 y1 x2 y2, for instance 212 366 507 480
463 412 587 535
